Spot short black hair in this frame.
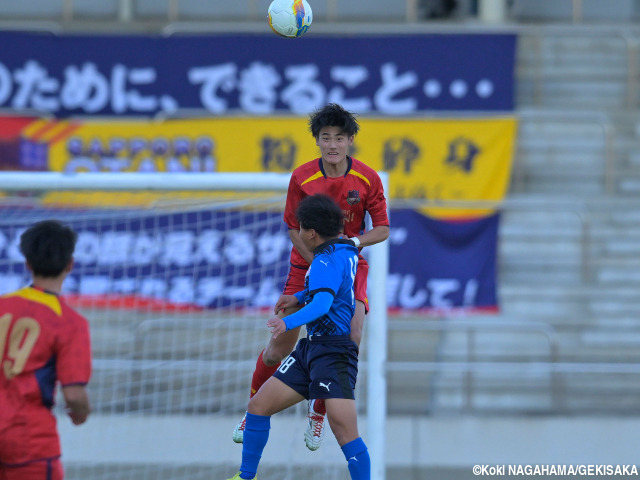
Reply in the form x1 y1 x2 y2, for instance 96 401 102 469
20 220 77 278
309 103 360 138
296 194 344 238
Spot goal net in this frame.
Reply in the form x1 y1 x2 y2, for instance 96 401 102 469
0 172 388 480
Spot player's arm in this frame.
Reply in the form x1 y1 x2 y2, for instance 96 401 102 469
283 173 317 263
57 313 92 426
268 291 334 338
273 292 304 314
62 384 91 425
347 225 389 248
288 228 315 264
348 169 390 248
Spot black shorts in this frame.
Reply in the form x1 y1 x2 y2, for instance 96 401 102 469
272 335 359 400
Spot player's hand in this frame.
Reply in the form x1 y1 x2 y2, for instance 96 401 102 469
67 408 89 425
267 316 286 339
274 294 299 314
339 234 355 244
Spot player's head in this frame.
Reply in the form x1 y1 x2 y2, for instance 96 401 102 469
296 194 344 241
20 220 77 278
309 103 360 139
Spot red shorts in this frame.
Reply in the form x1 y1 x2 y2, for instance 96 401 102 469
0 457 63 480
283 256 369 313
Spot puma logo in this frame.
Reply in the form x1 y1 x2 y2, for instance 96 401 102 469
319 381 332 391
319 260 328 266
349 456 358 462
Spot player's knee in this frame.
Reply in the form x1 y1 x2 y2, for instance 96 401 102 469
262 348 283 366
247 395 268 416
263 329 298 364
263 341 290 365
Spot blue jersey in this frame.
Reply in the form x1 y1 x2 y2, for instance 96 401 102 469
298 239 359 336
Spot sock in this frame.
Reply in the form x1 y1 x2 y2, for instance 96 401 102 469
250 350 280 398
341 437 371 480
239 412 271 479
311 398 326 415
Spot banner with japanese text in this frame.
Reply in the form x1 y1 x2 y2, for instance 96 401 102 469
0 206 497 312
0 31 515 117
1 115 516 214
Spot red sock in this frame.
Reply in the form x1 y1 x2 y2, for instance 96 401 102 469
312 398 326 415
250 349 280 398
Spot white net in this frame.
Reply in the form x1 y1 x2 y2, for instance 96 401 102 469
0 177 365 480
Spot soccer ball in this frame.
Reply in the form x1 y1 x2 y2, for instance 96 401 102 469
268 0 313 38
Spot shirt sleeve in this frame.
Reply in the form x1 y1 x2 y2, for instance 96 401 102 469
366 171 390 228
283 172 303 230
56 312 92 387
293 290 305 305
283 291 334 330
307 254 341 297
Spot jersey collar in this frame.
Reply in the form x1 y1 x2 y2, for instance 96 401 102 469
29 284 60 297
318 156 352 178
313 238 355 255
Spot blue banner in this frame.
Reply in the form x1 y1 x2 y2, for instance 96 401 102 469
0 207 498 312
386 209 499 311
0 32 516 117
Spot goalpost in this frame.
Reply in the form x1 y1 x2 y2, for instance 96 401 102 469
0 172 389 480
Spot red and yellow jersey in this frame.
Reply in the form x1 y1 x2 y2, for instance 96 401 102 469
284 156 389 267
0 286 91 465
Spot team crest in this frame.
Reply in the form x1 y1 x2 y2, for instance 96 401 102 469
346 190 361 205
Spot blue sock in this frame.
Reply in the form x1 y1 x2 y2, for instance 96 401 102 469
341 437 371 480
239 412 270 479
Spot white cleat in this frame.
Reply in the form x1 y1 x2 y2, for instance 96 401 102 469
233 413 246 444
304 399 326 451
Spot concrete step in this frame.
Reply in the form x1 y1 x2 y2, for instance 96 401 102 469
596 265 640 284
517 81 627 109
618 176 640 194
509 177 605 195
516 150 605 166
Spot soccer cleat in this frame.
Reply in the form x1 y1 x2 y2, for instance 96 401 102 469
232 413 246 444
226 472 256 480
304 399 326 451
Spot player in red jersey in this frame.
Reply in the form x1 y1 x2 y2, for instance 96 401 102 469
233 103 389 450
0 220 91 480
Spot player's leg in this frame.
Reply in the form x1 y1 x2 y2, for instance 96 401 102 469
248 375 305 416
261 310 302 366
248 310 301 398
233 266 306 443
326 399 371 480
310 337 368 480
254 265 306 382
233 377 304 480
306 260 368 450
229 346 308 480
234 310 301 443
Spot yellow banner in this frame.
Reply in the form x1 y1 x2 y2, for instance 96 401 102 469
24 116 516 217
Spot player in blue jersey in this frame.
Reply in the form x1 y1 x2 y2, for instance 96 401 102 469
226 194 370 480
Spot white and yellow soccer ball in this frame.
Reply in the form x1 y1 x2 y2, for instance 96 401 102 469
268 0 313 38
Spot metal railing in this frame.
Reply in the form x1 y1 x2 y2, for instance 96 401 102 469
386 317 640 414
94 308 640 414
387 318 561 411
